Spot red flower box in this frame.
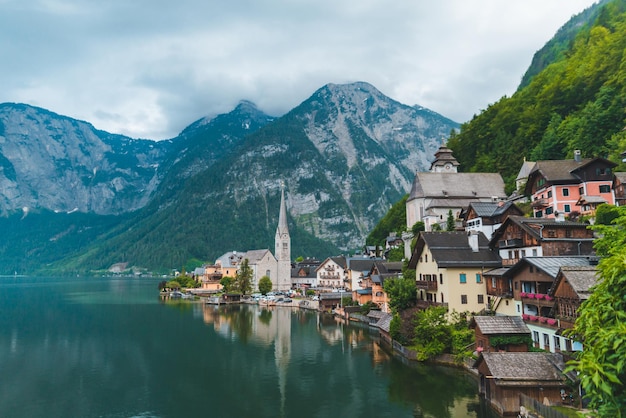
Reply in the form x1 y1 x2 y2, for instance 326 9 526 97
547 319 557 326
529 315 538 321
536 294 545 300
520 292 527 298
527 293 535 299
539 317 548 323
545 295 553 301
522 314 530 320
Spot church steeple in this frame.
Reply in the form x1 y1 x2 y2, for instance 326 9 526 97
429 143 459 173
275 182 291 291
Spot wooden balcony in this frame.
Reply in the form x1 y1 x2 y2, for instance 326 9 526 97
487 288 512 298
415 280 438 291
497 238 523 248
531 198 549 208
416 300 448 309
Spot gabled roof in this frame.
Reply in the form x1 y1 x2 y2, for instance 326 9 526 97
472 316 530 335
242 249 275 263
476 352 567 385
346 257 379 272
409 231 501 269
373 312 393 332
408 172 506 202
503 256 595 279
316 256 347 272
489 215 594 246
464 201 523 219
552 266 599 300
525 157 617 194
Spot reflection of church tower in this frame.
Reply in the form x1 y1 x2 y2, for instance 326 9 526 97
275 183 291 291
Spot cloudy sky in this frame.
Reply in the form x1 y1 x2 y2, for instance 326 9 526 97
2 0 598 140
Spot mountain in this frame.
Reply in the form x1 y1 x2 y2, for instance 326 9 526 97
448 0 626 191
55 82 458 274
0 103 171 215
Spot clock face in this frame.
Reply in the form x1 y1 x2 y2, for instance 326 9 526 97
444 163 452 170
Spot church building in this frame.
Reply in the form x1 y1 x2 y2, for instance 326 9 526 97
405 145 507 232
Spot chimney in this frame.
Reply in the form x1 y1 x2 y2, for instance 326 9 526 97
468 231 479 252
574 150 582 162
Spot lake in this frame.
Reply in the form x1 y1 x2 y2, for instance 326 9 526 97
0 277 498 418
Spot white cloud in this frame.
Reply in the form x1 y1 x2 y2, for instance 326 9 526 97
0 0 599 139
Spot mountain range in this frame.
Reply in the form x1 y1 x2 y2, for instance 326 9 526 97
0 82 458 275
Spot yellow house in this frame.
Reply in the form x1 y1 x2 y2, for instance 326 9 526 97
408 231 501 314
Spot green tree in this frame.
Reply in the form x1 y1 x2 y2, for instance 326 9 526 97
258 275 272 295
234 258 253 295
446 210 455 231
595 203 620 226
387 245 404 262
383 276 416 312
413 306 452 361
220 276 233 292
567 206 626 417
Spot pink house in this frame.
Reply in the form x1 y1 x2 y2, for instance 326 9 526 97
524 151 616 219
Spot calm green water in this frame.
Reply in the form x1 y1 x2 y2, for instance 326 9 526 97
0 277 497 418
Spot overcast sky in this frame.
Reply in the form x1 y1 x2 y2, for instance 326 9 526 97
1 0 598 140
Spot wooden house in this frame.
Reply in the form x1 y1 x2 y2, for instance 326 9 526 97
613 172 626 207
461 201 524 240
475 352 569 416
504 256 595 353
471 316 531 353
524 152 616 219
552 266 598 332
489 215 595 267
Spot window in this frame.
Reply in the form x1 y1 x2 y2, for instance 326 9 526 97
599 185 611 193
439 274 443 285
533 331 539 345
532 248 538 256
564 204 571 213
461 295 467 304
477 294 484 304
547 190 552 198
491 277 496 288
476 273 482 283
554 336 561 351
545 207 553 215
535 210 542 218
579 187 584 195
425 255 428 263
460 273 466 284
537 178 546 187
562 188 569 197
543 333 550 350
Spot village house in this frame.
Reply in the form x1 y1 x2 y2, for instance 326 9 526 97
290 257 321 290
503 256 596 353
345 256 380 292
471 316 531 353
405 145 507 232
315 256 347 290
525 151 617 219
613 171 626 207
355 260 402 312
475 352 570 416
408 231 501 314
461 201 524 240
489 215 595 267
551 265 599 350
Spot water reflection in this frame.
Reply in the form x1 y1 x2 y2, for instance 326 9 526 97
0 278 497 418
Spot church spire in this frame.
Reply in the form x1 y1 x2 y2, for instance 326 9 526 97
277 181 289 235
275 181 291 291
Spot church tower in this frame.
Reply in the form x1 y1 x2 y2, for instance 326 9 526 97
275 183 291 291
429 144 459 173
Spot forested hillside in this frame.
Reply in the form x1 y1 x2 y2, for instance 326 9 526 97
448 0 626 192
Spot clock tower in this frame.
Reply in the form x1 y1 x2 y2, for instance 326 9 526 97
429 144 459 173
275 183 291 291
